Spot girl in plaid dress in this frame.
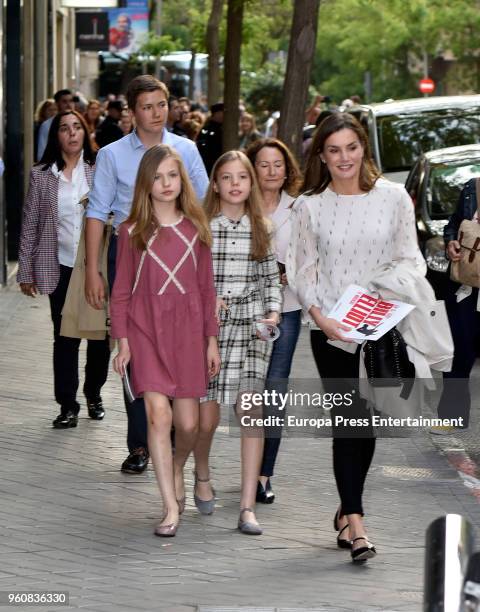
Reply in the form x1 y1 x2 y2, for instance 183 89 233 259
195 151 283 535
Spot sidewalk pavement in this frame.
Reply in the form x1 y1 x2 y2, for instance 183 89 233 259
1 280 480 612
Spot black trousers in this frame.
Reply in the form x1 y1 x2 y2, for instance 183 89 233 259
310 330 376 517
437 283 480 428
48 265 111 414
108 234 148 452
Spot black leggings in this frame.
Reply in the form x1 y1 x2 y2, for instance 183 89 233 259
310 330 375 517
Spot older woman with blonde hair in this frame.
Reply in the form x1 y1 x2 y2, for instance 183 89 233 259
239 112 261 150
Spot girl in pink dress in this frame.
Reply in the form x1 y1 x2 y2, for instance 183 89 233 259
110 144 220 537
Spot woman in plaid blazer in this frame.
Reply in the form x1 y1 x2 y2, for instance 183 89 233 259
17 110 111 429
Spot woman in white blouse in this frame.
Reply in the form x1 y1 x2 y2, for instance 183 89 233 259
18 110 110 429
287 113 423 562
247 138 303 504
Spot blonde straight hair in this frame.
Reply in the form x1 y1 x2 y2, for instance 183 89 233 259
204 150 271 261
126 144 212 250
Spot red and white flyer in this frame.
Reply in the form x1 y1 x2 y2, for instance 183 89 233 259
327 284 415 343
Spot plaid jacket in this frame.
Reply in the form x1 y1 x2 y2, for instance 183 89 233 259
17 162 95 294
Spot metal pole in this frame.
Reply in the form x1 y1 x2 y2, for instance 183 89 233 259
363 70 372 103
423 49 429 97
424 514 475 612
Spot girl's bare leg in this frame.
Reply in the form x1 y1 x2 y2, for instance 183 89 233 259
235 394 264 525
172 398 200 503
144 392 178 527
192 400 220 499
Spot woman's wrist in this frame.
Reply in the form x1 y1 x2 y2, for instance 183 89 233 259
308 305 325 328
308 304 321 313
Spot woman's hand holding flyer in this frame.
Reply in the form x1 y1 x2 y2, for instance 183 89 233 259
327 284 415 343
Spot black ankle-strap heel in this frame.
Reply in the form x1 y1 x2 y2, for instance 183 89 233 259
337 524 352 549
351 536 377 562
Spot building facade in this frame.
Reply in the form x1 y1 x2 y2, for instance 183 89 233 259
1 0 77 286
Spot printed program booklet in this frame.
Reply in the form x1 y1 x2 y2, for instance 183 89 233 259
327 284 415 343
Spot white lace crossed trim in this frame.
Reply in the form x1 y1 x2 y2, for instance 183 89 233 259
131 226 199 295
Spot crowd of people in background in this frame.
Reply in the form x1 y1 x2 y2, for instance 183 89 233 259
33 87 363 171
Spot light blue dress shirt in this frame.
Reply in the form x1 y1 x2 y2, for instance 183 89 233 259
86 129 209 227
37 116 54 161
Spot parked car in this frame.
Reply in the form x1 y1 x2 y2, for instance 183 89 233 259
350 96 480 183
405 144 480 296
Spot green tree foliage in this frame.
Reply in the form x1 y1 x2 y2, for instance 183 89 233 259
313 0 480 104
239 0 292 115
242 59 285 120
152 0 480 116
160 0 216 52
159 0 292 113
138 33 184 57
241 0 291 70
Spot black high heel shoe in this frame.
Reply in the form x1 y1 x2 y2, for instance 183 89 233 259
337 524 352 549
256 479 275 504
351 536 376 562
334 510 352 549
333 509 340 531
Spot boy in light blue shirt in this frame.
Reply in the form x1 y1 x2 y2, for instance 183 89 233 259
85 75 208 476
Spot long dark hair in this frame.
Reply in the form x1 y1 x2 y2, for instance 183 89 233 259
246 137 303 197
302 113 381 194
38 110 96 171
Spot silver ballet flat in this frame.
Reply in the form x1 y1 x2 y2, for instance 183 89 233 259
238 507 263 535
193 471 216 515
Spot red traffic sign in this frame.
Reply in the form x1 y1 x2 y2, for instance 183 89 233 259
419 77 435 94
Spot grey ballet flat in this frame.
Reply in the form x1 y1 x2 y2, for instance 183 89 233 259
193 471 216 515
237 507 263 535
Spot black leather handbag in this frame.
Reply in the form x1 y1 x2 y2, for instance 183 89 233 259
363 327 415 398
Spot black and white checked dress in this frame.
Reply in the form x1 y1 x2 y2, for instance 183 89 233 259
205 213 283 406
